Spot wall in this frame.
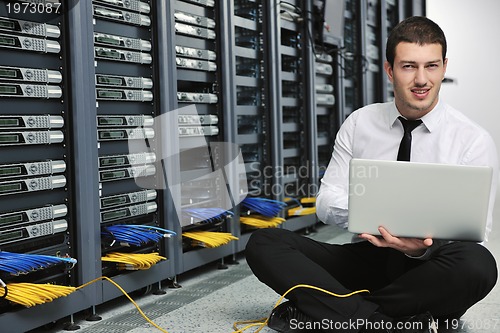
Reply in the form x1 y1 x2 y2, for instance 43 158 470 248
426 0 500 163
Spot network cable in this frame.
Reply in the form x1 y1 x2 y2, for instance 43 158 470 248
232 284 370 333
101 252 166 270
284 197 317 216
241 197 287 217
0 254 164 304
240 216 286 228
77 276 170 333
0 276 168 332
0 282 76 307
0 251 77 276
300 197 316 205
182 231 238 248
102 224 176 247
182 207 233 224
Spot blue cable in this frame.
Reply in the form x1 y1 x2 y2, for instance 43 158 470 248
101 227 146 247
125 224 177 236
241 197 287 217
182 208 233 224
102 224 176 247
0 252 77 275
102 226 155 247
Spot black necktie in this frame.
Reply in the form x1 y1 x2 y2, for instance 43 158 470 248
397 116 422 162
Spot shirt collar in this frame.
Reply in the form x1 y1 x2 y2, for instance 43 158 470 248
389 99 445 133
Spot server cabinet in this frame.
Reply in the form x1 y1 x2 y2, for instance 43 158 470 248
172 0 237 274
277 0 307 208
0 1 98 331
274 0 318 231
360 0 383 106
406 0 425 17
314 47 344 175
229 0 274 250
381 0 399 101
0 1 175 330
91 0 175 302
342 0 363 118
342 0 426 114
0 4 70 273
0 0 72 307
310 1 345 187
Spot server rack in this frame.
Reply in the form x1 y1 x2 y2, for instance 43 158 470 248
171 0 237 274
314 47 343 175
0 1 176 331
360 0 382 106
275 0 318 231
310 6 344 191
380 0 412 102
91 0 176 302
0 1 98 331
0 3 70 271
342 0 363 119
343 0 425 113
381 0 397 101
229 0 274 250
407 0 425 17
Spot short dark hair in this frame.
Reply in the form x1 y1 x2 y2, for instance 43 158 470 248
386 16 447 67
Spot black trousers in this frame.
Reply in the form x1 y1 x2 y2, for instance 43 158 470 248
245 228 497 332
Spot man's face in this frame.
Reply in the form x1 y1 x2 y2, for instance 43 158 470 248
384 42 447 119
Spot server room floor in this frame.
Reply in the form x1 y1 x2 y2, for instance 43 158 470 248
37 199 500 333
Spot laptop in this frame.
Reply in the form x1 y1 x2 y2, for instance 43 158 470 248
347 159 493 242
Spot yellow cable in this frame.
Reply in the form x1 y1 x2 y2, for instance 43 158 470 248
232 284 370 333
233 319 269 333
300 197 316 204
102 252 166 270
0 253 169 332
183 231 238 248
76 276 168 333
287 206 316 216
240 216 286 228
0 283 76 307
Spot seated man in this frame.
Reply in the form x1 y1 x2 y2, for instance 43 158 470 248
246 16 498 333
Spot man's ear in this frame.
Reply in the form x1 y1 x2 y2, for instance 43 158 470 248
384 61 394 83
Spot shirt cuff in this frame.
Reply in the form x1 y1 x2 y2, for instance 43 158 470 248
405 248 432 260
404 240 450 260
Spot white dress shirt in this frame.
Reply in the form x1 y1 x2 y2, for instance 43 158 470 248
316 99 499 242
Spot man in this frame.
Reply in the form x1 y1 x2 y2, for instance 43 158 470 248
245 16 498 333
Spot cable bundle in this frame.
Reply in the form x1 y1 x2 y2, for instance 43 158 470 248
0 251 77 276
1 282 76 307
182 231 238 248
182 207 233 224
287 206 316 216
241 197 287 217
239 216 286 228
285 197 316 217
101 252 166 270
300 197 316 205
102 224 176 247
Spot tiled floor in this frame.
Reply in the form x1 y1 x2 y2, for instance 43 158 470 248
37 197 500 333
